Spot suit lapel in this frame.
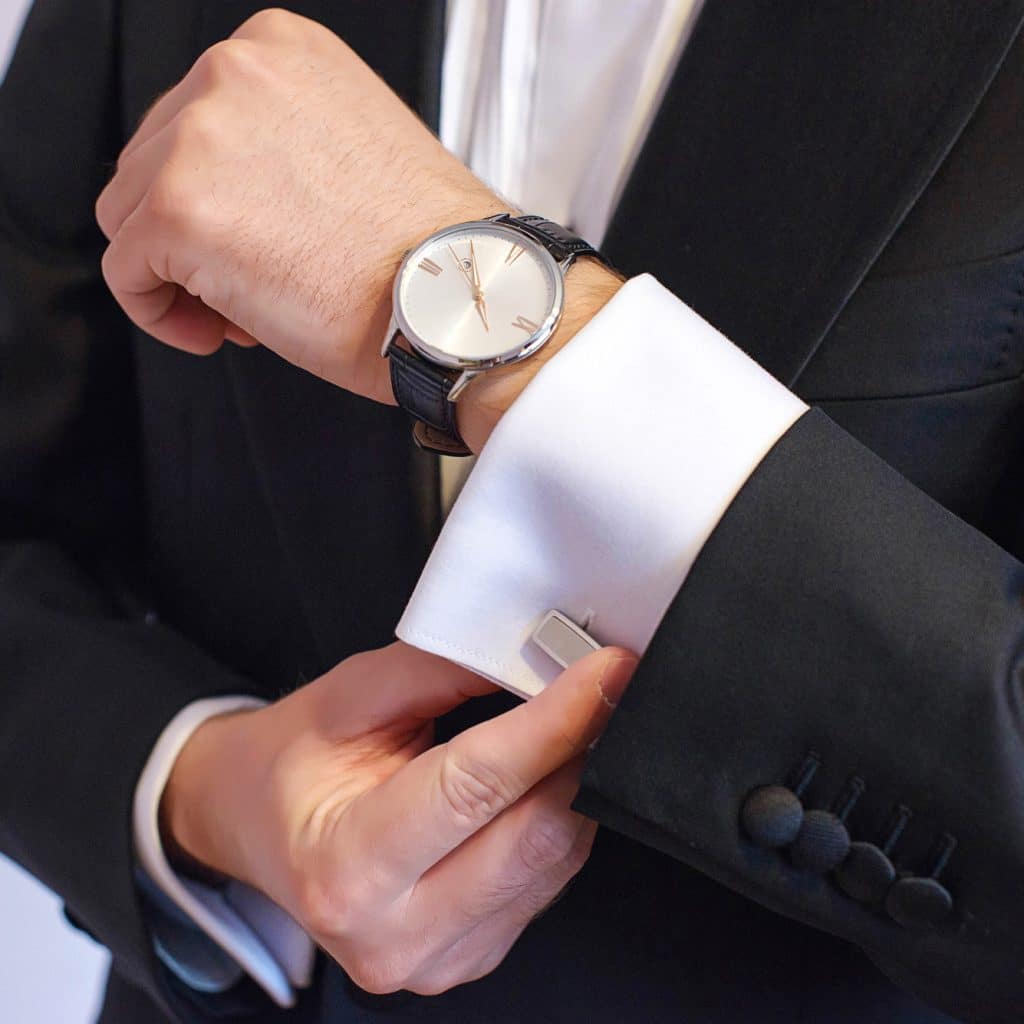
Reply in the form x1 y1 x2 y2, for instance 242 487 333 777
602 1 1024 387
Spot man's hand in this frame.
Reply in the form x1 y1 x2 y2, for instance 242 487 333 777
95 9 620 452
162 641 636 995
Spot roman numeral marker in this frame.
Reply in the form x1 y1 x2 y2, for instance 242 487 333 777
419 257 443 276
505 244 525 266
512 315 539 333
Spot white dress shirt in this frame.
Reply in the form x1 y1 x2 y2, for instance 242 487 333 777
133 0 808 1006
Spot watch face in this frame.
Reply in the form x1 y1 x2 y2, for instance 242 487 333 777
393 220 564 369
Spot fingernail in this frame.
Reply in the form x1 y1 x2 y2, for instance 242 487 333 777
596 652 637 709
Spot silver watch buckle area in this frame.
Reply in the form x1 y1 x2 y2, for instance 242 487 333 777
380 317 480 402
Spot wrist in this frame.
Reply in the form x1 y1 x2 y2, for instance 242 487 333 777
160 706 263 884
457 258 623 452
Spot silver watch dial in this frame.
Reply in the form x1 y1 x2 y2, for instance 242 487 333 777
393 220 564 369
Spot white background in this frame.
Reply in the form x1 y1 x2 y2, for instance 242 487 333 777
0 0 113 1021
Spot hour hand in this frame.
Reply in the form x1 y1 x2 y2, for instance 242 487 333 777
474 294 489 331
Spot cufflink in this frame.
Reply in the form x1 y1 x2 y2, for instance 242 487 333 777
531 610 600 669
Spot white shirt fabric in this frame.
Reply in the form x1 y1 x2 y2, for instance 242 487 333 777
398 273 804 697
441 0 705 246
132 0 808 1006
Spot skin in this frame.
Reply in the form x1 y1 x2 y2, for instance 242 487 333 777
164 643 636 995
94 8 622 453
96 9 634 998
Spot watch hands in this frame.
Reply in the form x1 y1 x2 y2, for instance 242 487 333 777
448 243 475 288
469 239 489 332
469 239 482 288
474 295 489 331
449 242 489 332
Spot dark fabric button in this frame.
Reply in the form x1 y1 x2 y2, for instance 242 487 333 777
789 810 851 873
835 842 896 903
741 785 804 849
885 877 953 929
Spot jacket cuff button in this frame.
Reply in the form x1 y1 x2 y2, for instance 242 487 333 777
740 785 804 849
835 842 896 903
789 809 851 873
884 832 957 929
884 877 954 929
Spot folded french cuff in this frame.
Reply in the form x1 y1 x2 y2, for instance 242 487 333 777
397 273 808 695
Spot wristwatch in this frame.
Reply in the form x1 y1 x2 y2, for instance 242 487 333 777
381 213 610 456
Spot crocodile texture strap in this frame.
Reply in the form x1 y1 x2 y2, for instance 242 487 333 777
388 346 472 456
494 214 612 268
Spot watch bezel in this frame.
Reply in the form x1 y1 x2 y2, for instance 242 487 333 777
391 219 565 372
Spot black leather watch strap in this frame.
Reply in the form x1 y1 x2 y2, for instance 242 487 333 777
493 214 612 269
388 346 472 456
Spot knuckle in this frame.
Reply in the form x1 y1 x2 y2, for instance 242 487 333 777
469 944 511 984
172 103 218 149
411 945 508 995
99 244 118 289
521 883 562 922
563 828 594 877
344 950 409 996
241 7 304 39
293 871 370 939
94 191 114 239
439 746 520 826
145 171 218 241
406 972 458 998
198 38 259 80
144 177 187 230
516 814 579 875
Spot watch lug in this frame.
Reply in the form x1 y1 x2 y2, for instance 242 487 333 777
380 314 399 357
447 369 479 402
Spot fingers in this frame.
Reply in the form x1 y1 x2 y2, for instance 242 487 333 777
100 217 229 354
224 323 262 347
346 647 636 892
96 130 171 241
324 761 596 998
99 112 231 354
403 819 596 996
118 80 189 166
311 642 498 739
400 757 589 957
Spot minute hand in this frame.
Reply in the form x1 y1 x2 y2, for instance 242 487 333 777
448 244 475 290
469 239 489 332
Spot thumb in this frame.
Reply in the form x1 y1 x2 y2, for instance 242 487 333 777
340 646 639 890
523 646 638 755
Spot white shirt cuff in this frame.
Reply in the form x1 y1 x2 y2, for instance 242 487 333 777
133 697 317 1008
397 273 808 697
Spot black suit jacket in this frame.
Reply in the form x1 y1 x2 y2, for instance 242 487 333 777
2 2 1024 1022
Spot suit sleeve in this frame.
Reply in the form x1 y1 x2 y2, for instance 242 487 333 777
573 406 1024 1024
0 2 256 1016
